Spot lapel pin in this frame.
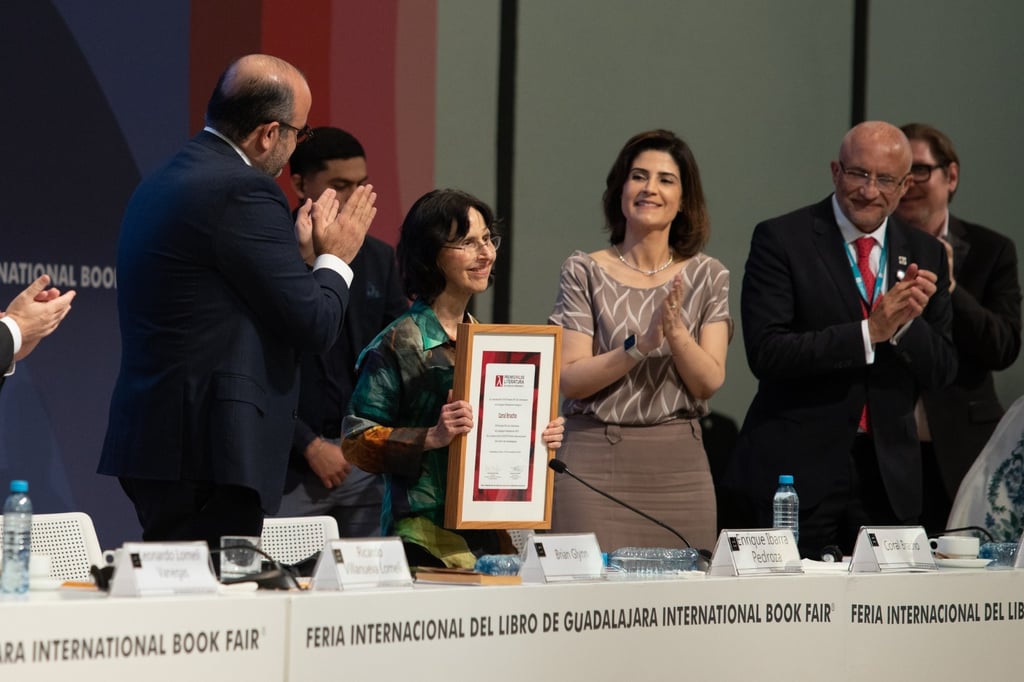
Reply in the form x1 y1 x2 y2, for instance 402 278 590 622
897 255 908 266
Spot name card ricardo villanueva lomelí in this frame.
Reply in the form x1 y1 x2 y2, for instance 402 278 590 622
708 529 803 577
109 541 221 597
519 532 603 582
310 538 413 590
849 526 936 572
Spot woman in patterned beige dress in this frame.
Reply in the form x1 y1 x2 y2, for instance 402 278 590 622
548 129 732 552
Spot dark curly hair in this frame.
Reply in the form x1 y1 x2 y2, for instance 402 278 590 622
397 189 497 303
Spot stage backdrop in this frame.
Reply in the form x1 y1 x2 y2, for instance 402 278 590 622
0 0 435 548
3 0 1021 550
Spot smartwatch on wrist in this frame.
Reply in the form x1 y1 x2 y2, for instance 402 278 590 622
624 334 646 361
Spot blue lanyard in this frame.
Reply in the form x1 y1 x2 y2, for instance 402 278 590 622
844 234 887 305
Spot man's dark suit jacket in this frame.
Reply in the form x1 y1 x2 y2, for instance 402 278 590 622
289 235 407 460
98 131 350 512
0 323 12 394
922 215 1021 498
730 197 957 522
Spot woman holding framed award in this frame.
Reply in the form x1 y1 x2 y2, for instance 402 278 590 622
343 189 564 569
548 130 732 552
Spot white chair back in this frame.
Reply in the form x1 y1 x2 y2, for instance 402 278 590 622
508 529 534 554
0 511 103 581
261 516 339 566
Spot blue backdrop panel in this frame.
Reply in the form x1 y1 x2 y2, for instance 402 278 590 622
0 2 191 548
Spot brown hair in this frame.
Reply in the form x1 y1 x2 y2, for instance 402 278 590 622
602 129 709 258
900 122 960 201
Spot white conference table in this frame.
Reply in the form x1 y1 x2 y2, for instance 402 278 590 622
2 567 1022 681
0 586 290 680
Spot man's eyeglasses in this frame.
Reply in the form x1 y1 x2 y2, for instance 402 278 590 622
277 122 313 143
839 161 908 194
441 234 502 255
909 163 948 183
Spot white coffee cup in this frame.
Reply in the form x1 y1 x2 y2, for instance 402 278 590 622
929 535 980 559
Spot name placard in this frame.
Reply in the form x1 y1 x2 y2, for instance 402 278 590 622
849 526 935 573
709 529 802 577
310 538 412 590
519 532 603 583
109 541 220 597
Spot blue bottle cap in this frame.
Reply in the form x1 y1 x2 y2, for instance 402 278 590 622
9 480 28 493
778 474 794 485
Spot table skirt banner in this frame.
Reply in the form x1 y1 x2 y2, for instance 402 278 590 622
288 571 1024 681
0 592 288 681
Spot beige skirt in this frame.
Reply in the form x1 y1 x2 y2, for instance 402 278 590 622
550 415 717 552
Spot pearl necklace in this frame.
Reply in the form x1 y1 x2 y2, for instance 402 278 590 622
612 244 675 276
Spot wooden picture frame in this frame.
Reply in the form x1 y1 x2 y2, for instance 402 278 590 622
444 323 562 529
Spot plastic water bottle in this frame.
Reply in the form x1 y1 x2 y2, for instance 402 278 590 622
772 474 799 547
474 554 521 576
607 547 700 577
1 480 32 594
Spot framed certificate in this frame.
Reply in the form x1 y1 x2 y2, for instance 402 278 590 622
444 323 562 529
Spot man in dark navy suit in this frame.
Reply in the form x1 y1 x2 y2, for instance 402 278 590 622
895 123 1022 534
728 121 957 556
98 55 377 548
276 127 407 537
1 275 75 394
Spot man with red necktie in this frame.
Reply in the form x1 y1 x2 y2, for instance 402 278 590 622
726 121 958 556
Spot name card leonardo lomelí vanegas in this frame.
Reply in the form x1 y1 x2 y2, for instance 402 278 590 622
109 541 220 597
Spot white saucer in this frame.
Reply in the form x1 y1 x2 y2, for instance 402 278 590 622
934 557 991 569
30 578 63 591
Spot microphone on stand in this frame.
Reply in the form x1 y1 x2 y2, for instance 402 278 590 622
548 458 692 549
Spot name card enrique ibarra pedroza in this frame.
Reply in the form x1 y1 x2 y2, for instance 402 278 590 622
709 529 802 576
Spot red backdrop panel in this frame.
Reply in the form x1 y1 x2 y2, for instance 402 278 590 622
186 0 437 247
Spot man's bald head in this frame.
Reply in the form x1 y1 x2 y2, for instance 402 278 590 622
830 121 913 233
839 121 912 170
205 54 308 145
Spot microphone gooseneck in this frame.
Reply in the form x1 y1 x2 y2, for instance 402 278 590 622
548 459 568 474
548 459 691 548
